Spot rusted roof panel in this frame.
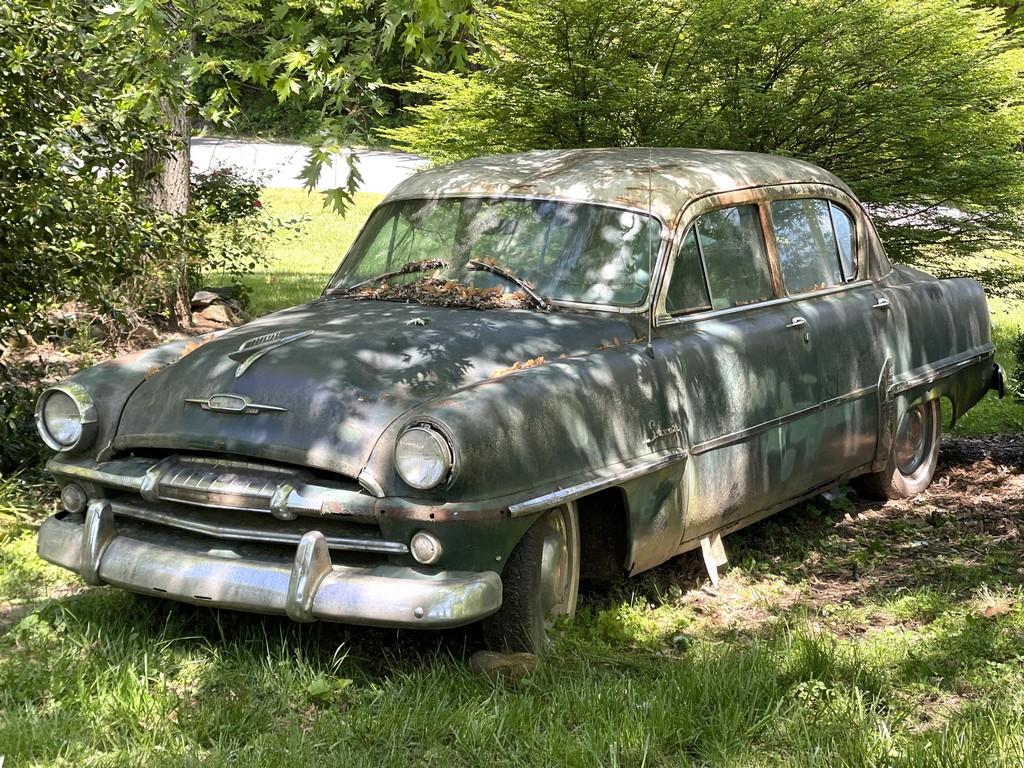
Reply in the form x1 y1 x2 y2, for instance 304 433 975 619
383 148 852 221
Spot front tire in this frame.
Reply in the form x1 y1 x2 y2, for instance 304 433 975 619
856 398 941 500
482 502 580 653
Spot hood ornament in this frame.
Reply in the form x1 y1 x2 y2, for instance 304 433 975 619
228 330 314 378
184 394 287 414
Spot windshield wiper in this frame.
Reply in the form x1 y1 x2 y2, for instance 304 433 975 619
328 259 450 294
467 258 552 312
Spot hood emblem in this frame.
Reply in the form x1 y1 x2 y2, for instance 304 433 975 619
184 394 287 414
228 330 314 378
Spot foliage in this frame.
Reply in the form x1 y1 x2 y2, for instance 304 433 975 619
192 0 478 210
189 167 304 304
384 0 1024 267
0 0 184 338
974 0 1024 29
0 375 45 474
1010 329 1024 403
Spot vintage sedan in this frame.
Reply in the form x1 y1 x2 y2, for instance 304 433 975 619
34 149 1004 651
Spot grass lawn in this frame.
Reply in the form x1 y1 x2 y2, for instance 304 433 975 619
240 188 383 317
2 188 1022 766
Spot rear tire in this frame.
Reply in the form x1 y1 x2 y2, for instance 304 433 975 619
482 502 580 653
856 398 941 500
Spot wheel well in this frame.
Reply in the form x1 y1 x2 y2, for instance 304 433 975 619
576 487 629 582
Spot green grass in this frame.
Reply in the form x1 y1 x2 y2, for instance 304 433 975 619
952 296 1024 435
239 188 383 316
2 474 1022 766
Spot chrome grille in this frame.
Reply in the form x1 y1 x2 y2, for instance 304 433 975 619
155 457 294 512
48 453 404 556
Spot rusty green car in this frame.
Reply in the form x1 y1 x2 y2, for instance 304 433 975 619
34 149 1004 651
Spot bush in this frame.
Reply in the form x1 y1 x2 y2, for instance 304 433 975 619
0 370 45 474
1010 331 1024 403
188 166 304 308
0 0 182 339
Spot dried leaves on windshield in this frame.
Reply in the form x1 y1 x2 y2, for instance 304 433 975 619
347 278 533 310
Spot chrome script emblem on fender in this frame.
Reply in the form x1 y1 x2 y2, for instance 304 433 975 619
228 329 314 378
184 394 287 414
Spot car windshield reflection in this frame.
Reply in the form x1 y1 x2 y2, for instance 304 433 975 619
327 196 661 308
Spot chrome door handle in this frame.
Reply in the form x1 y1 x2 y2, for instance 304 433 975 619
872 297 891 310
785 316 807 329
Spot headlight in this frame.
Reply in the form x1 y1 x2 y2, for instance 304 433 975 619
35 384 97 452
395 425 453 490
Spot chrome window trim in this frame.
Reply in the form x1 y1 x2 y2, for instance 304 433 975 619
654 182 874 323
324 193 672 315
656 279 875 329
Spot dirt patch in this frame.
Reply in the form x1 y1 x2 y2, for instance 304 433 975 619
616 435 1024 640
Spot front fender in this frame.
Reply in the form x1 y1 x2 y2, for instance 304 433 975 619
40 334 223 461
364 344 677 506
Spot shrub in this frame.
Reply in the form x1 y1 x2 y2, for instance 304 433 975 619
1010 330 1024 403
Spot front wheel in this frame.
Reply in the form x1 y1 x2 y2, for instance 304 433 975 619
482 502 580 653
856 398 941 500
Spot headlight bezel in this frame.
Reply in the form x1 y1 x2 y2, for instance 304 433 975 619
35 383 98 452
394 423 455 491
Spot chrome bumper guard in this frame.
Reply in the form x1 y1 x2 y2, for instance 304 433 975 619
37 500 502 628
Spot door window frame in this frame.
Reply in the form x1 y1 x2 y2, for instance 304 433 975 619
654 183 872 328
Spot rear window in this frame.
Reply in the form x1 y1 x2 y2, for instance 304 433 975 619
771 199 858 293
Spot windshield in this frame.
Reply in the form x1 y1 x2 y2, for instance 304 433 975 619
327 197 662 307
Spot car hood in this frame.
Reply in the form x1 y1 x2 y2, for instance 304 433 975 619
114 298 640 478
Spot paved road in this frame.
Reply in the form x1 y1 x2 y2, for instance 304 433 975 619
190 137 427 193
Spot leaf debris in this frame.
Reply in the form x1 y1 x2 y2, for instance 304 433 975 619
491 356 545 378
348 278 533 311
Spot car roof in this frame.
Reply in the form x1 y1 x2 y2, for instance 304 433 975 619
383 148 854 222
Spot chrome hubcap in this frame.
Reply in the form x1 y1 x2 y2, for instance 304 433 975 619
894 403 931 475
539 505 576 618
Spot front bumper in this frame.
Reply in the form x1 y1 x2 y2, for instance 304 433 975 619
37 500 502 628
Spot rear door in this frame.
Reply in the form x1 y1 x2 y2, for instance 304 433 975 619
766 195 886 480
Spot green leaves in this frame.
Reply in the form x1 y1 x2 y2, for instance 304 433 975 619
273 74 302 102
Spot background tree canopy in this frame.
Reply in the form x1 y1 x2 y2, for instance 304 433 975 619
384 0 1024 266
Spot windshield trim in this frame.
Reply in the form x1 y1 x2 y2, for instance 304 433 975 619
323 194 672 314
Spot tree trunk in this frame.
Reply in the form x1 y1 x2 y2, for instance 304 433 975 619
134 100 192 327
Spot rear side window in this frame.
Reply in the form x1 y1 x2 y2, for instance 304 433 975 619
771 199 859 293
665 230 712 315
771 199 844 294
696 205 774 310
829 203 857 281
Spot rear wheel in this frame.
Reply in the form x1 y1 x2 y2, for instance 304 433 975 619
856 398 941 500
482 502 580 653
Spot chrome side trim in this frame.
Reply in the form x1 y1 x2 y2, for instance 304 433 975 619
889 346 996 396
108 500 408 554
508 450 687 518
36 514 502 629
690 384 879 456
229 329 315 378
